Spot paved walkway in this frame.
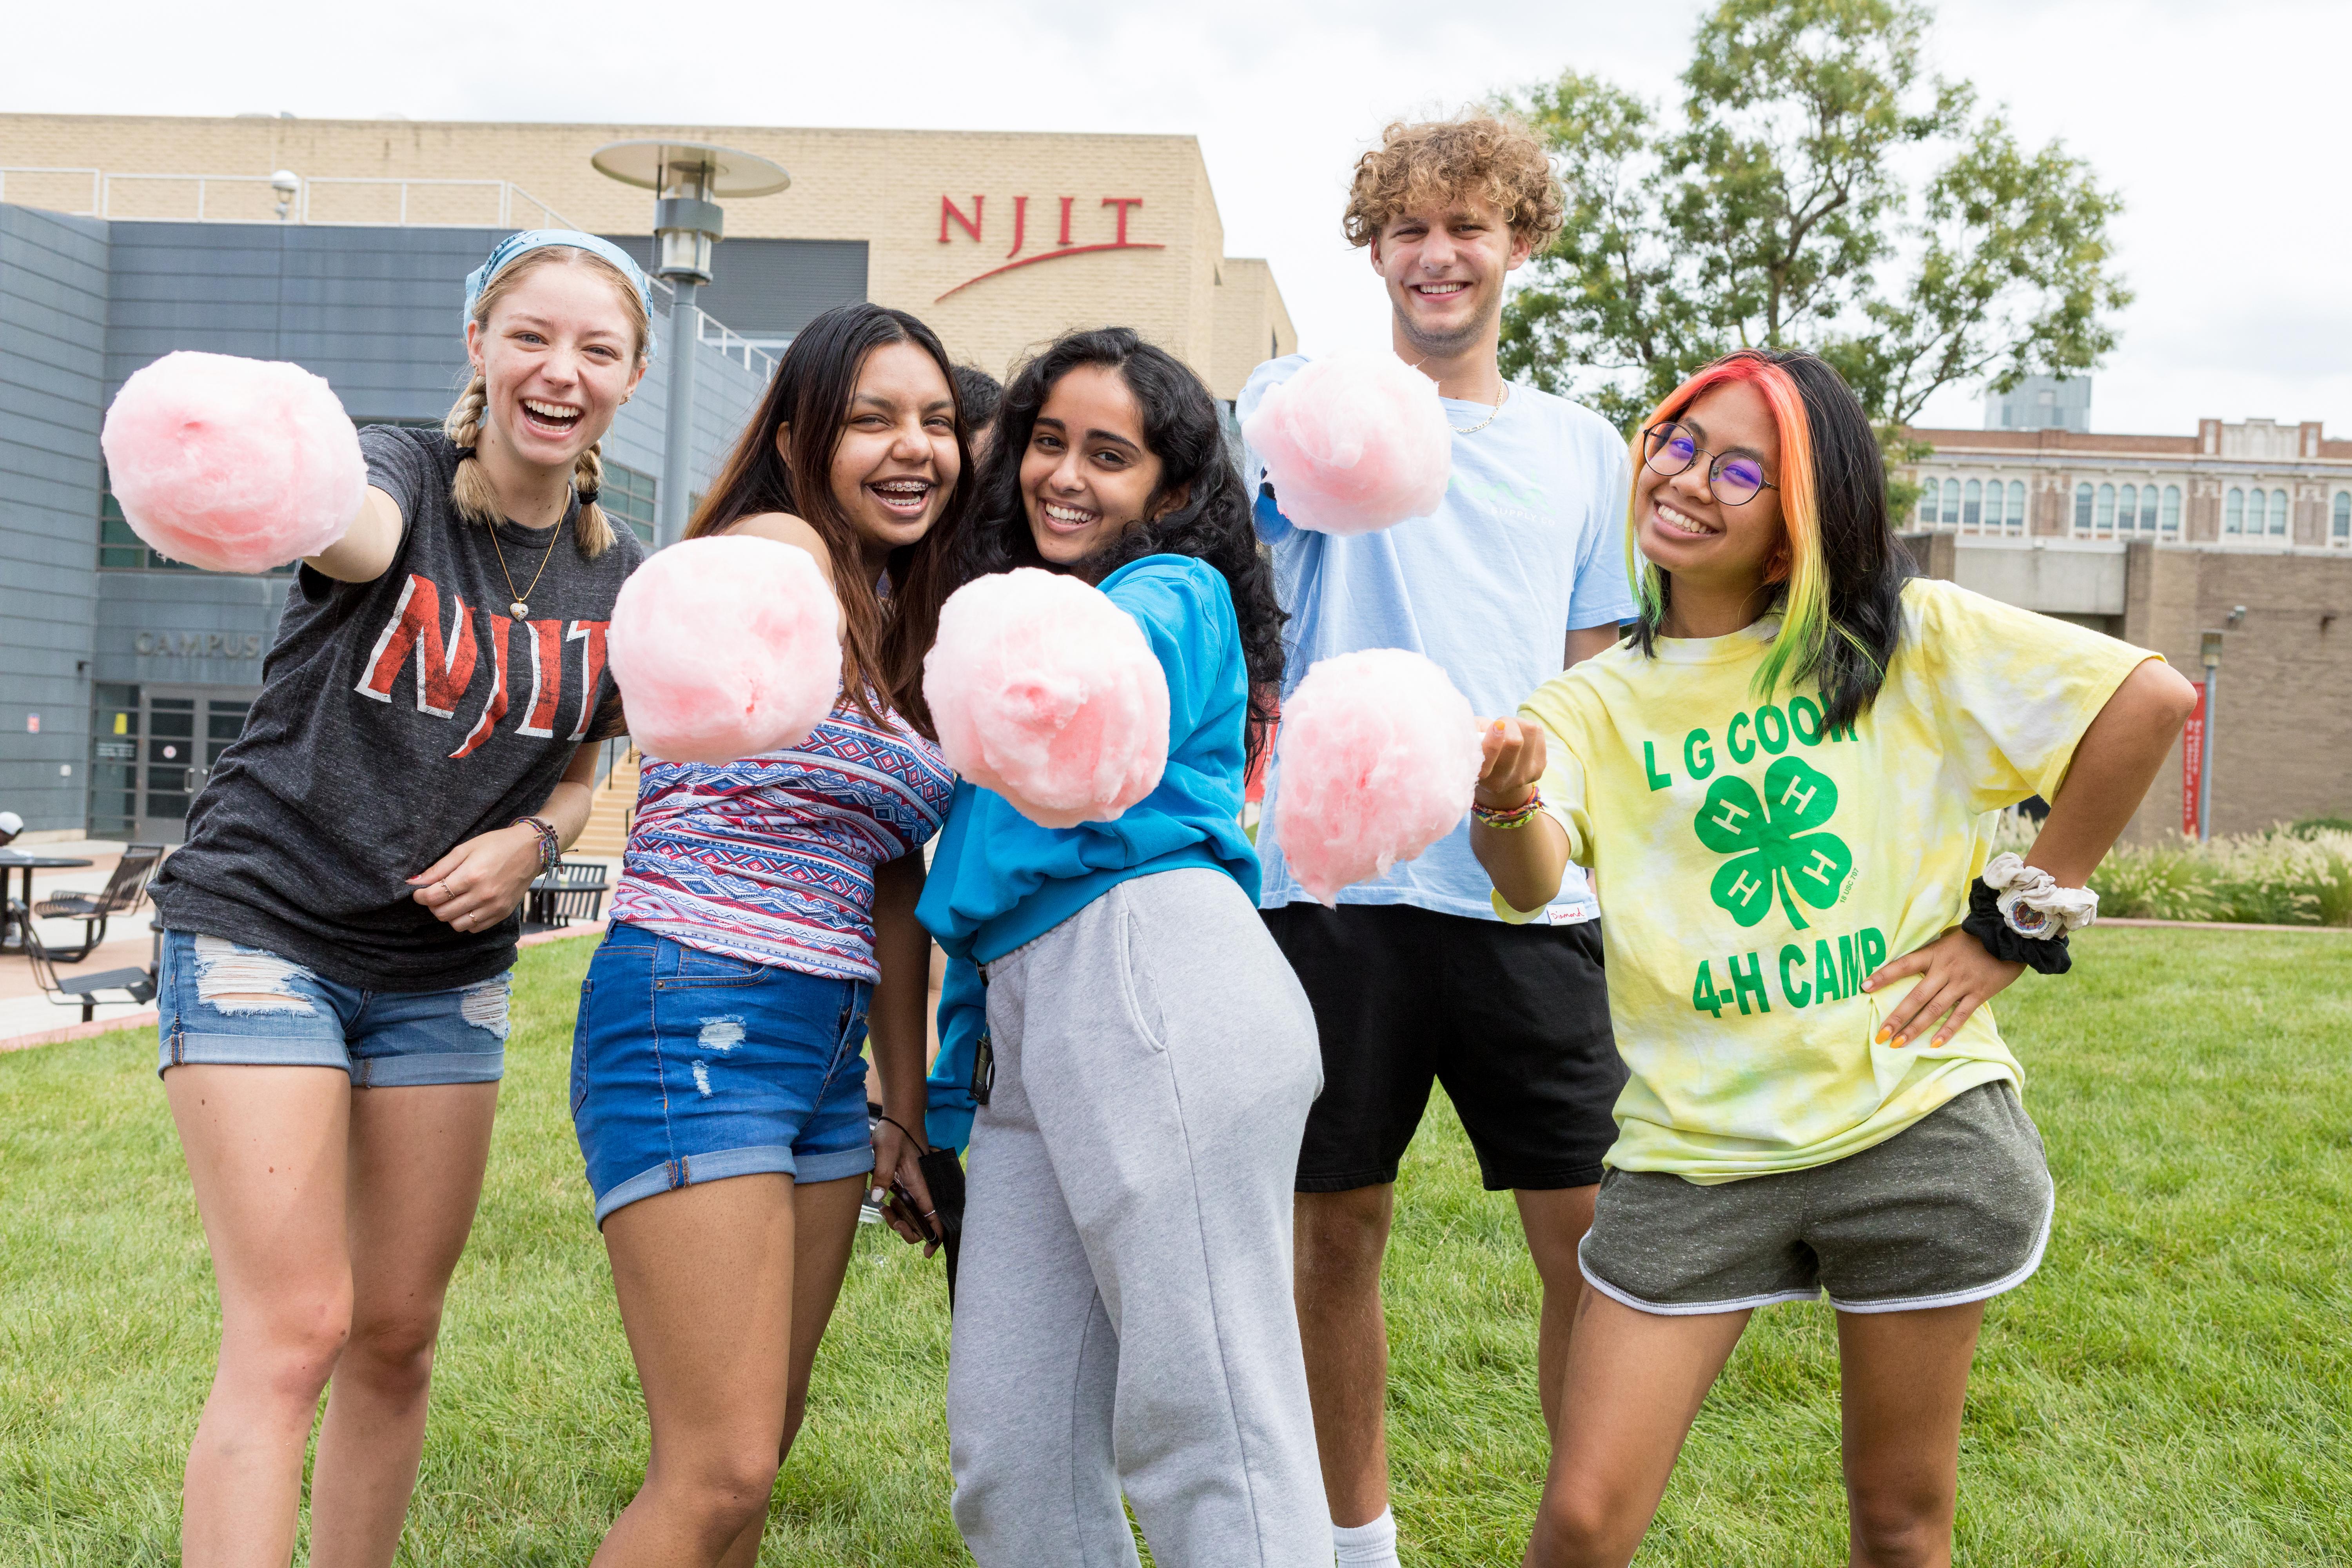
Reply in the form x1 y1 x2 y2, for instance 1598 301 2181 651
0 839 612 1054
0 841 155 1047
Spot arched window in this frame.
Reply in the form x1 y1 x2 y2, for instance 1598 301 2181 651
2333 491 2350 546
2269 488 2290 536
1942 479 1960 528
1918 477 1940 527
2095 483 2115 533
2161 485 2182 537
1963 478 1982 528
2118 483 2138 533
2074 482 2093 533
2225 487 2244 534
2007 480 2027 532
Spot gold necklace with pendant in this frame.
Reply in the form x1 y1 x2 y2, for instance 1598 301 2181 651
488 509 566 620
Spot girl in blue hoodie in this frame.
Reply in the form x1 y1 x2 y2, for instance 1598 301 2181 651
919 328 1330 1568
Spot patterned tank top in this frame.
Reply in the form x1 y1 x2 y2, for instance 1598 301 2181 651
610 695 956 983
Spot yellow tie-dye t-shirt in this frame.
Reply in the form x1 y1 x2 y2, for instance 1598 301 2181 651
1504 578 2158 1182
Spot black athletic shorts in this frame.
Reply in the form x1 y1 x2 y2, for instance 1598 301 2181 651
1262 900 1623 1193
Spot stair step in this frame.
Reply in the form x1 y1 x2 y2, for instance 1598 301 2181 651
574 749 639 858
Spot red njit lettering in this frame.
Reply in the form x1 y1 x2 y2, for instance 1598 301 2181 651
354 573 606 757
934 192 1166 302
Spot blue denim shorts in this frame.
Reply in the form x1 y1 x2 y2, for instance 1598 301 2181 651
155 929 508 1085
571 921 876 1225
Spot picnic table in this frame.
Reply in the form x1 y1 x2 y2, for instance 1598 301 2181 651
0 850 95 955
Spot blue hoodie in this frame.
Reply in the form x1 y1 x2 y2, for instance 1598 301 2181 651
921 554 1259 1150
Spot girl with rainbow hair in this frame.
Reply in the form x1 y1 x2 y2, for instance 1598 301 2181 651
1469 347 2195 1567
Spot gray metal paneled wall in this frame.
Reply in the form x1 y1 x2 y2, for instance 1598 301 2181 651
102 222 501 419
0 205 781 836
0 205 109 833
598 236 867 343
604 301 772 511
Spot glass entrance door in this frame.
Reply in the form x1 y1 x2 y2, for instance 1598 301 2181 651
89 685 255 845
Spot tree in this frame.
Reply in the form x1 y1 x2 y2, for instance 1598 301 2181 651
1497 0 2129 488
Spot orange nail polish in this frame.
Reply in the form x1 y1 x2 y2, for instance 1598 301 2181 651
1893 1034 1908 1049
1873 1027 1891 1044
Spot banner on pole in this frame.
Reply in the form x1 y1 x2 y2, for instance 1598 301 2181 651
2181 680 2206 838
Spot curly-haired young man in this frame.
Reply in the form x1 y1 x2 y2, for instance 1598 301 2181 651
1238 115 1637 1568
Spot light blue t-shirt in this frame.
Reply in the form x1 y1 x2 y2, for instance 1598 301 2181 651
1238 354 1637 922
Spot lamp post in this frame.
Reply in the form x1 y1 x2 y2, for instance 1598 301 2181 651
2197 630 2223 842
591 140 789 548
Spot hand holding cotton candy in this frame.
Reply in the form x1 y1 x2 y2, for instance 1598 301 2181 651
1241 351 1454 535
99 350 367 573
1271 649 1485 906
608 535 843 764
924 568 1170 829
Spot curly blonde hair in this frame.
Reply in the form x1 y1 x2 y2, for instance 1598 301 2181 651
1341 115 1564 252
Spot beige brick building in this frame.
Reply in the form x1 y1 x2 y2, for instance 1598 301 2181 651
1898 419 2352 839
0 113 1295 397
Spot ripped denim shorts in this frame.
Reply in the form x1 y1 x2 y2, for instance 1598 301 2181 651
570 920 875 1227
154 929 508 1085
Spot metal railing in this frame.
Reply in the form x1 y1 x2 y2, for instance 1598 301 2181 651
301 177 575 230
0 167 101 214
2 166 780 381
0 168 573 230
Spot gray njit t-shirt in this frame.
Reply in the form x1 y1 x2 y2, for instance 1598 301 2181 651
152 426 644 991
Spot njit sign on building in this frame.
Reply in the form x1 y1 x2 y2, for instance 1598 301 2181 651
0 113 1296 841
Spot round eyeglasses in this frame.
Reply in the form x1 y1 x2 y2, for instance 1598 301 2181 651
1642 422 1778 506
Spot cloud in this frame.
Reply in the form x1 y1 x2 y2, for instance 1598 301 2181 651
7 0 2345 436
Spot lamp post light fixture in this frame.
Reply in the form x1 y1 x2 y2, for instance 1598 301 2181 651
2197 630 2223 842
270 169 300 221
591 140 789 548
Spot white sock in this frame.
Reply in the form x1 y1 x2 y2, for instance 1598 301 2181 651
1332 1507 1401 1567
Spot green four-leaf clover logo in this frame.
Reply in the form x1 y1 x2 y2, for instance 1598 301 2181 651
1693 756 1853 929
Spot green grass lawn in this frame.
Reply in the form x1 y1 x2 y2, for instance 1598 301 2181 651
3 926 2347 1565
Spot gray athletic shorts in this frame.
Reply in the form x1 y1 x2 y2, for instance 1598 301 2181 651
1579 1081 2053 1316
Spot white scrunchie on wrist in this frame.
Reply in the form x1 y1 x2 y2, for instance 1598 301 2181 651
1982 852 2099 938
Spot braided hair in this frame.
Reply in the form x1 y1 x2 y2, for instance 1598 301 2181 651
442 246 650 558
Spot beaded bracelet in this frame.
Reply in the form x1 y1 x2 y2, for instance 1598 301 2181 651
1471 788 1546 830
511 815 559 877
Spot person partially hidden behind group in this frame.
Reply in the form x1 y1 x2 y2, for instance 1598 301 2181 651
568 301 972 1567
147 229 652 1567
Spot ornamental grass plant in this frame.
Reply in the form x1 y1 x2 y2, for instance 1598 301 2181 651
2083 824 2352 927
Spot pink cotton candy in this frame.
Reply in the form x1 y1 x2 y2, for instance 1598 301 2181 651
1242 351 1454 535
924 568 1169 829
99 350 366 574
1272 649 1484 906
608 535 843 764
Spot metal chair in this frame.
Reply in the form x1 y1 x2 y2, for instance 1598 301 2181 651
9 899 157 1023
549 860 611 927
33 843 164 963
524 860 612 931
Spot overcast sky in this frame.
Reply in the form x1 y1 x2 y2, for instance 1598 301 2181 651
6 0 2341 437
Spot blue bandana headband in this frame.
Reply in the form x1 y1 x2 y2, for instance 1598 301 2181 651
463 230 655 358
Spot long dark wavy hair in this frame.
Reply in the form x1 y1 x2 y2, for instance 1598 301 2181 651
947 327 1286 771
688 303 973 737
1626 347 1909 731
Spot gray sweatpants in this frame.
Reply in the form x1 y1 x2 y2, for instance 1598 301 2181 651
947 868 1334 1568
